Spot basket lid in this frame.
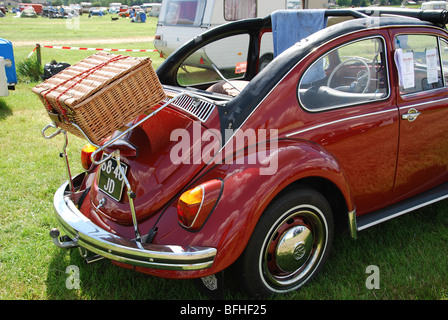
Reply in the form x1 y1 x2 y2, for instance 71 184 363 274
32 52 153 108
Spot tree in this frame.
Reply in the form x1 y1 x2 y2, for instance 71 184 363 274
337 0 351 7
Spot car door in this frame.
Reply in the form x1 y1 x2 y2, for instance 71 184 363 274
296 33 400 215
391 29 448 201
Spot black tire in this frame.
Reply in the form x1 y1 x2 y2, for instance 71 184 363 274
259 53 273 71
236 188 334 298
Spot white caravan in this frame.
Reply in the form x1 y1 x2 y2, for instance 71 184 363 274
421 1 447 10
153 0 328 58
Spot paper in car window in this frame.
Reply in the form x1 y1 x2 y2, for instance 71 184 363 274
395 49 415 89
426 48 438 84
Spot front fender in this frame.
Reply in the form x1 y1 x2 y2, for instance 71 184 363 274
150 139 353 276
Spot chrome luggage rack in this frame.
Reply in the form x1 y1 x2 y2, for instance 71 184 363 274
42 91 216 243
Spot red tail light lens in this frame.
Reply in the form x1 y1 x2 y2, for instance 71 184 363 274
177 179 223 230
81 143 98 170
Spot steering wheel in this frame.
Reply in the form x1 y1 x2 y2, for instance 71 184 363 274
327 57 371 93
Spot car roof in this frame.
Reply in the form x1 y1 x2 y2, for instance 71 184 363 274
223 10 447 131
156 8 448 132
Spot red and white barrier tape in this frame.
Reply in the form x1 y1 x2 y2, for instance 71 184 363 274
27 44 157 59
43 45 158 52
26 46 38 59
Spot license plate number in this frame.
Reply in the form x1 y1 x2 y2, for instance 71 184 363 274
98 157 128 201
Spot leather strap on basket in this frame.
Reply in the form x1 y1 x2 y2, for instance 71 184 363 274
42 55 129 123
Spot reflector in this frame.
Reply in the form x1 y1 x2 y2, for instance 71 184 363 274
81 143 98 170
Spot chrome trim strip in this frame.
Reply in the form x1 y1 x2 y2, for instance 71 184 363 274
348 209 358 239
52 180 217 271
357 193 448 231
285 108 397 138
399 97 448 110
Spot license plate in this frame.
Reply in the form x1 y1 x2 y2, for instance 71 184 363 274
98 156 128 201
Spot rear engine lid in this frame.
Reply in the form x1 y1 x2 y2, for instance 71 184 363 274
89 102 222 225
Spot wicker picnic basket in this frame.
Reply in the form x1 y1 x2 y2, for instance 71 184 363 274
33 51 166 145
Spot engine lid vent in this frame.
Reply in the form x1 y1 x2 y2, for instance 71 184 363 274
164 88 215 122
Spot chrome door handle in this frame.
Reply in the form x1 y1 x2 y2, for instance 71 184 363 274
401 108 421 122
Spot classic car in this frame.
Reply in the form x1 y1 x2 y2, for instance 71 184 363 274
44 8 448 298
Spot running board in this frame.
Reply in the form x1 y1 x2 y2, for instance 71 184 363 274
355 182 448 233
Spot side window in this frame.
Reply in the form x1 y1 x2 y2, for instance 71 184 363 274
394 34 443 95
438 38 448 86
162 0 206 26
224 0 256 21
298 37 389 111
177 34 250 87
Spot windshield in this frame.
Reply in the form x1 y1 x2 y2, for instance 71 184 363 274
159 0 206 26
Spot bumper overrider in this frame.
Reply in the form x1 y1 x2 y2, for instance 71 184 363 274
50 177 217 271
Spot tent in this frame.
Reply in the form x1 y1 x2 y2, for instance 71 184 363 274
21 6 38 18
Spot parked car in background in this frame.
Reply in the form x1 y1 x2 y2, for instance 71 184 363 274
145 3 161 17
89 7 108 16
0 4 8 14
109 2 121 14
80 2 91 13
45 8 448 298
118 9 129 17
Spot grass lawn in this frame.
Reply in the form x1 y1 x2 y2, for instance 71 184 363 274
0 11 447 301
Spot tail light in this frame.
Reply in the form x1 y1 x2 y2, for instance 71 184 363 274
177 179 223 231
81 143 99 170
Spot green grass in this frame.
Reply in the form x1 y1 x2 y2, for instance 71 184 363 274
1 11 448 301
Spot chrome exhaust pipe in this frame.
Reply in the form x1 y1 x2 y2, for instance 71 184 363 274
50 228 105 264
49 228 78 249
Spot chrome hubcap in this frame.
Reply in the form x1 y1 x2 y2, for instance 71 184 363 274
275 226 313 272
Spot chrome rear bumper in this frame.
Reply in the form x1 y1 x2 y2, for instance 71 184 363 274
51 179 217 271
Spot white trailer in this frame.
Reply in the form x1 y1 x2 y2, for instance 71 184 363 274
421 1 447 10
154 0 328 58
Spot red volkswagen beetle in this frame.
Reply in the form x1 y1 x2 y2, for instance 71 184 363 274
44 8 448 297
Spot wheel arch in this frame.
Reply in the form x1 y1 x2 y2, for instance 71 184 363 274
274 176 350 235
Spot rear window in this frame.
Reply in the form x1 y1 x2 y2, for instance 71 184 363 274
160 0 206 26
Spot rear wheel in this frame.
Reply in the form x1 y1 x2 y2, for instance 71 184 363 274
237 188 334 298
